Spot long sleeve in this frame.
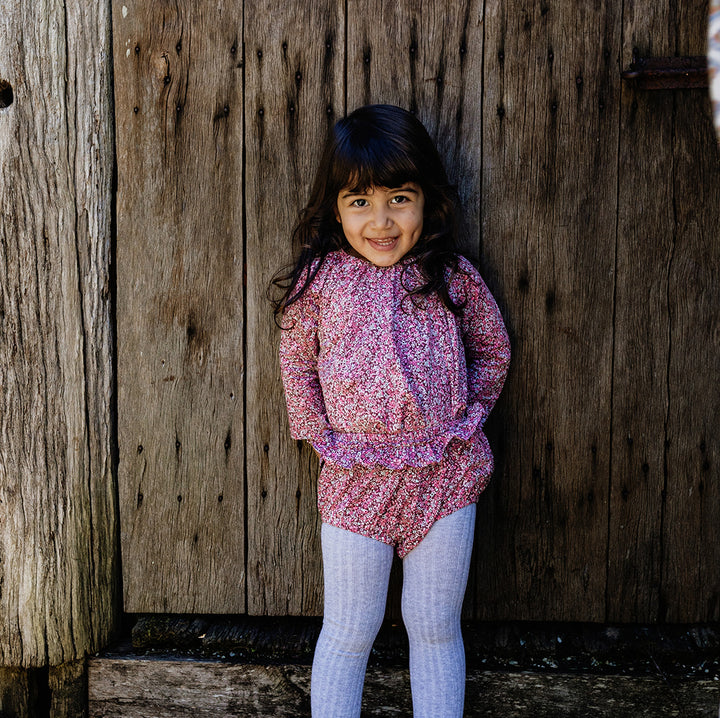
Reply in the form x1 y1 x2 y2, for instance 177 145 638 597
458 268 511 424
278 288 332 445
278 250 509 470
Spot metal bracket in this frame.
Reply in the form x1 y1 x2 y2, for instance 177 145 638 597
621 56 708 90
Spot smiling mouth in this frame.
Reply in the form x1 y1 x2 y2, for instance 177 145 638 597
366 236 399 248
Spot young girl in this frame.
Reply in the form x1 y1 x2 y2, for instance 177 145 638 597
274 104 510 718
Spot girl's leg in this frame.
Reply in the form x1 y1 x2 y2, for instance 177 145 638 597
401 504 476 718
311 523 394 718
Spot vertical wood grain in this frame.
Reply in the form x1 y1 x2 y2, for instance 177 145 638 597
0 662 87 718
345 0 484 619
0 668 34 718
0 0 117 665
244 0 345 615
49 660 88 718
608 0 720 623
608 0 675 625
480 0 620 620
659 0 720 622
114 1 245 612
346 0 484 258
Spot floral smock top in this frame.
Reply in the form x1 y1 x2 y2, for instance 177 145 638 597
280 250 510 555
279 250 510 471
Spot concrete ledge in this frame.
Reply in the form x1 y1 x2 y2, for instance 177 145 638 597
88 655 720 718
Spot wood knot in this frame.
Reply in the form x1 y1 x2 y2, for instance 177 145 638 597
0 80 14 110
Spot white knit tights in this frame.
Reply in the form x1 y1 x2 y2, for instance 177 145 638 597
310 503 476 718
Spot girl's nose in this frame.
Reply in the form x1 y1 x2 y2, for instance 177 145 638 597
370 206 392 229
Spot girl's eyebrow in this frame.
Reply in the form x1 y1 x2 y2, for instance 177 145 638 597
339 185 419 199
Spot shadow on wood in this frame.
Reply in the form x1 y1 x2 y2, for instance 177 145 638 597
0 661 87 718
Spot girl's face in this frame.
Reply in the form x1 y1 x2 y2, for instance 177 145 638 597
335 183 425 267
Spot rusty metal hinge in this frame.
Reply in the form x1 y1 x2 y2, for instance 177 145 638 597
621 56 708 90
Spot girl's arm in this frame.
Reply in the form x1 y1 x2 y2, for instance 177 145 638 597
278 290 332 445
459 268 511 423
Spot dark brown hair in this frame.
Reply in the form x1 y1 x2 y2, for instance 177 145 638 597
271 104 466 316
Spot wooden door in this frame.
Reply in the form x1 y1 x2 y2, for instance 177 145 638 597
113 0 720 621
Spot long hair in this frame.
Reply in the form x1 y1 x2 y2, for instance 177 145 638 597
271 104 466 316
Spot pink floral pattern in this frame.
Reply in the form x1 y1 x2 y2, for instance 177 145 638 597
279 250 510 554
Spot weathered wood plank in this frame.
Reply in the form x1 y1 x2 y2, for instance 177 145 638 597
0 0 117 665
345 0 485 620
48 660 87 718
346 0 485 257
609 0 720 623
89 659 311 718
88 657 720 718
480 1 620 620
0 662 86 718
608 0 676 625
114 1 246 612
244 0 345 615
660 0 720 622
0 668 34 718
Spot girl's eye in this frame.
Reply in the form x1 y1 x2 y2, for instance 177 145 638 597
390 195 409 204
351 198 369 207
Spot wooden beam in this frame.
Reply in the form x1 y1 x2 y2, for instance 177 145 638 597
0 0 117 666
87 656 720 717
